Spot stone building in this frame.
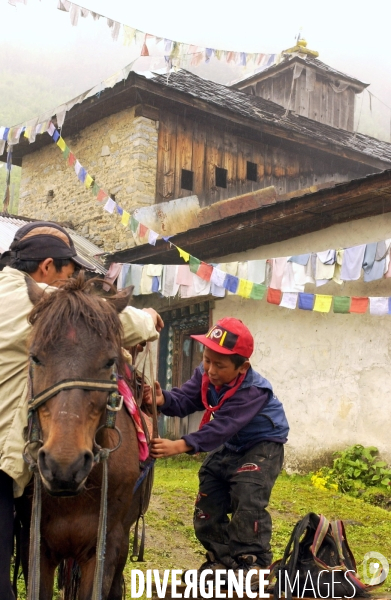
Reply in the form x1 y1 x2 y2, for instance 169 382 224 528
3 44 391 253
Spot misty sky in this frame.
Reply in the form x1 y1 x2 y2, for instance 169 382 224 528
1 0 391 136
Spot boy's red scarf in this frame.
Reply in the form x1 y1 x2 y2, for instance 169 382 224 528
199 371 246 429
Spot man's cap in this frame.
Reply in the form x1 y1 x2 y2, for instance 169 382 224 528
191 317 254 358
1 221 95 270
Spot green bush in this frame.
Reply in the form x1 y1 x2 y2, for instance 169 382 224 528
312 444 391 498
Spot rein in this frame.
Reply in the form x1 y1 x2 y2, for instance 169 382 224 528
23 362 123 600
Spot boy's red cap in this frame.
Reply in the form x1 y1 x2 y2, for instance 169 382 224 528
191 317 254 358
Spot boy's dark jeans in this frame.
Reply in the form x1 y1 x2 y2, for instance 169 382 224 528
194 441 284 569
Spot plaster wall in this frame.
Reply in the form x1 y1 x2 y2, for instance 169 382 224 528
211 212 391 470
18 106 158 252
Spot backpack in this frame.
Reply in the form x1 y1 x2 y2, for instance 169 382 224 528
269 513 374 599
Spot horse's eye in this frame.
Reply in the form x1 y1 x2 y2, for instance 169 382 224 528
31 355 41 365
104 359 115 369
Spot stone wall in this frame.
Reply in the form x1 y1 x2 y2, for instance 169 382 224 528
18 105 159 252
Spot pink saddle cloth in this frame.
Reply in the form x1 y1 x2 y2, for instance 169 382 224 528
117 377 151 461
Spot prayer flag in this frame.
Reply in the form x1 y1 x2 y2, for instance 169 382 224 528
116 205 124 216
224 274 239 293
350 296 369 314
92 181 100 196
139 223 148 238
63 146 70 160
197 262 213 281
250 283 266 300
237 278 253 298
369 297 389 316
56 136 66 151
148 230 159 246
104 198 116 213
130 216 139 233
47 122 55 136
84 174 93 188
177 247 190 262
313 295 332 313
96 189 107 202
280 292 297 309
267 288 282 305
189 256 201 274
298 293 315 311
74 160 81 175
78 167 87 183
68 152 76 167
121 211 130 226
52 130 60 143
333 296 350 314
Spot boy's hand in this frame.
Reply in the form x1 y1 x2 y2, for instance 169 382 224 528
150 438 193 458
143 381 164 406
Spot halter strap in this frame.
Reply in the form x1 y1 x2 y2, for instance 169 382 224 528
29 378 119 412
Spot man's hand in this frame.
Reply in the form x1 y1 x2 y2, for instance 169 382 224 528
143 381 164 406
142 308 164 332
150 438 193 458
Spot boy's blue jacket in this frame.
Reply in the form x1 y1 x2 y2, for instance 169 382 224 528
160 365 289 454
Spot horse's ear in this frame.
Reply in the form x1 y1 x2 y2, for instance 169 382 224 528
25 276 45 306
107 286 134 314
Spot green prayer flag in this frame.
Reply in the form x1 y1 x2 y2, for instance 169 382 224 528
250 283 266 300
130 216 139 233
189 255 201 274
333 296 351 314
62 145 70 160
91 181 100 196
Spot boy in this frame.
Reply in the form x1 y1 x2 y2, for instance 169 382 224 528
147 317 289 583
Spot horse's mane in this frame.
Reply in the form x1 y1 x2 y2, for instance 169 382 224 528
28 273 124 366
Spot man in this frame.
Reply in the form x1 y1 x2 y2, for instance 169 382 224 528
0 221 163 599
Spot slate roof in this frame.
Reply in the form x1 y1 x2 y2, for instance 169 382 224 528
233 54 368 90
151 70 391 164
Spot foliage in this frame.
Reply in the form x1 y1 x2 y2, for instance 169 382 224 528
312 444 391 497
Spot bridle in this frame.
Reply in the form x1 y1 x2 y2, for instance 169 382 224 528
24 360 124 600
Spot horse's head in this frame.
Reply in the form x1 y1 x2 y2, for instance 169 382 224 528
26 273 132 496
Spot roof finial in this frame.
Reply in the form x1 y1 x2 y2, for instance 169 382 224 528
283 31 319 58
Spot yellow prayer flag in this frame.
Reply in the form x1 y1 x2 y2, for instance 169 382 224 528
56 136 66 152
237 278 253 299
177 247 190 262
24 127 31 139
121 211 130 227
313 294 333 313
84 174 93 188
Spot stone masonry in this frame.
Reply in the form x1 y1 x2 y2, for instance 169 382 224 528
18 105 159 252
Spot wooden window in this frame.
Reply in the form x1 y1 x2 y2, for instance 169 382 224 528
246 161 257 182
181 169 194 191
215 167 227 188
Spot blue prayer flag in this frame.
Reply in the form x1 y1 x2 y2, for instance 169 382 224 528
298 293 315 311
224 274 239 294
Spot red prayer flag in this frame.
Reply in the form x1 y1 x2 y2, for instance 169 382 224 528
267 287 282 305
68 152 76 167
350 296 369 314
197 262 213 281
141 41 149 56
96 189 108 203
139 223 148 238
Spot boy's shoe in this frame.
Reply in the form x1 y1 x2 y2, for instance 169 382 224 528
181 551 227 584
231 554 266 591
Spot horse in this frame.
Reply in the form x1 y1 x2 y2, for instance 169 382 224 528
17 274 151 600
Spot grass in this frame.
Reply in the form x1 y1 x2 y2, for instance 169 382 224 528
16 455 391 597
